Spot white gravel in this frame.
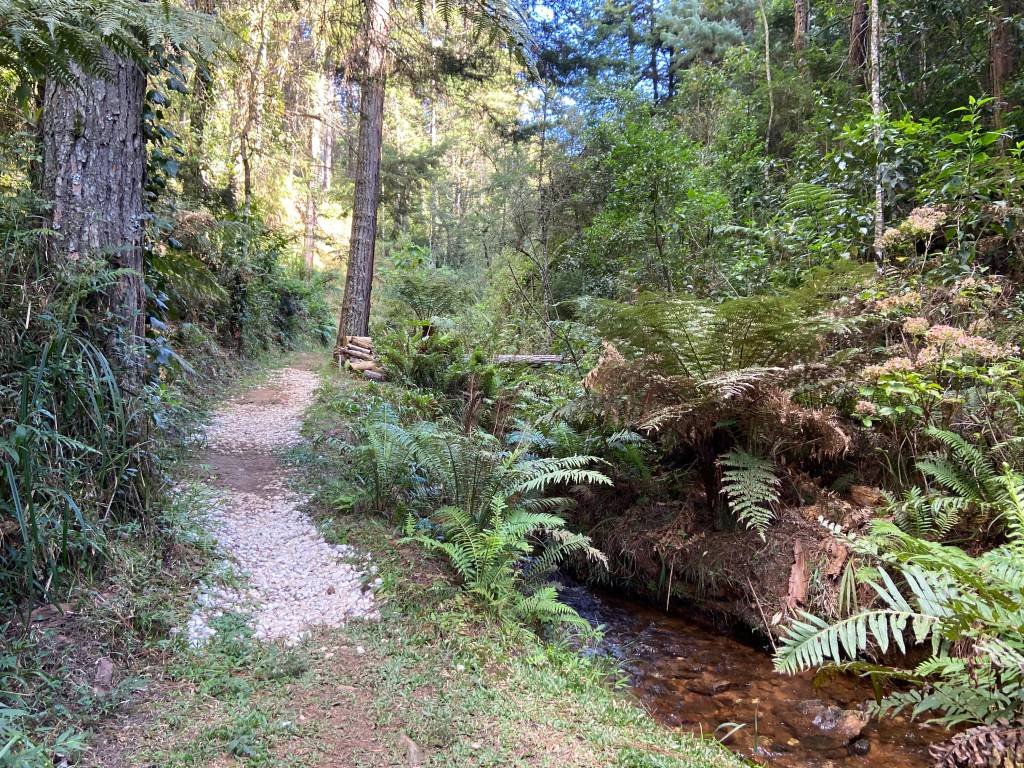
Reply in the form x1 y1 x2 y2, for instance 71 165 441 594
185 366 377 647
203 367 321 454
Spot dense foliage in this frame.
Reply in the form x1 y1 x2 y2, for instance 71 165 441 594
0 3 333 614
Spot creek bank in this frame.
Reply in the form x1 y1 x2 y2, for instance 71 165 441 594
559 578 947 768
569 482 877 638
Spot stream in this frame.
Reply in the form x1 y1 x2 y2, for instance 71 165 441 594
561 581 945 767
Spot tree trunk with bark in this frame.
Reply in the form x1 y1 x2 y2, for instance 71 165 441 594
794 0 808 53
334 0 392 351
760 0 774 155
41 50 148 392
182 0 216 199
848 0 868 77
869 0 885 263
648 0 660 101
989 0 1017 130
302 83 326 276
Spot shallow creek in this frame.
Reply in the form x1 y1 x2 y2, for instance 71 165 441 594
561 581 946 767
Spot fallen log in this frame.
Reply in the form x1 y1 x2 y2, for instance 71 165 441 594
493 354 565 365
363 370 385 382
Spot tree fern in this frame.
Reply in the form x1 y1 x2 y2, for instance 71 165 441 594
594 260 869 378
783 182 852 215
719 449 779 539
0 0 216 94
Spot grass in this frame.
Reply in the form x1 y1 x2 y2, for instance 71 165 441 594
126 512 742 766
122 365 742 766
0 480 221 767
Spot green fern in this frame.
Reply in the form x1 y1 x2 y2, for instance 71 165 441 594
887 428 1011 539
394 422 609 626
918 427 1004 507
886 486 966 540
0 0 216 93
415 0 533 66
775 469 1024 727
719 449 780 539
783 182 852 215
595 261 870 379
354 414 421 515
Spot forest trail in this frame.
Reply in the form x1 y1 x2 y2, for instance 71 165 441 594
190 360 377 646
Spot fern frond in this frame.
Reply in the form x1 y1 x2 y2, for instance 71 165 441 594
719 449 779 539
511 585 589 628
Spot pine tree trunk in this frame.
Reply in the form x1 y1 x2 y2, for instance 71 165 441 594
302 83 326 276
182 0 215 199
335 0 392 351
869 0 885 263
302 187 319 275
848 0 868 76
648 1 660 101
41 51 147 392
989 0 1016 130
794 0 808 53
760 0 774 155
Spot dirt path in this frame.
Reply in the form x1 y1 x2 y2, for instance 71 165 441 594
188 365 377 646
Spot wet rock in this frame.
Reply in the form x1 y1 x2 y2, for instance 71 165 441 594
785 700 869 750
685 671 733 696
848 737 871 756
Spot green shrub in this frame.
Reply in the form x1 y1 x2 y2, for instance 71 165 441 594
153 214 333 355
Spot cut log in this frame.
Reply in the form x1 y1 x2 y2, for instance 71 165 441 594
344 335 372 347
493 354 564 365
342 347 374 362
347 339 373 353
363 370 385 382
348 360 380 372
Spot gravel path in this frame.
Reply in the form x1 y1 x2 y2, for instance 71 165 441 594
186 366 376 647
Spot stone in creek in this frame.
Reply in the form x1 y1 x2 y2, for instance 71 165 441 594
685 671 733 696
848 737 871 756
784 700 870 751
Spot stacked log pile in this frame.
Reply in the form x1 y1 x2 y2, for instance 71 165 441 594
337 336 385 381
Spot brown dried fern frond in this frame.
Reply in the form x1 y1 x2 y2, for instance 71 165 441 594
764 389 851 459
932 724 1024 768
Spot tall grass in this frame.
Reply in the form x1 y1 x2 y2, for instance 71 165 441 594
0 201 143 610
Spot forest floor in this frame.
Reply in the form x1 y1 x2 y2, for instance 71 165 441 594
46 353 743 767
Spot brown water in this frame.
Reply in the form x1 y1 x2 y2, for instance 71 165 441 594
561 581 947 768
